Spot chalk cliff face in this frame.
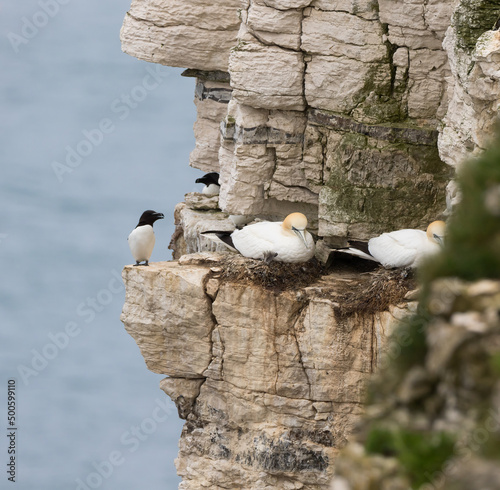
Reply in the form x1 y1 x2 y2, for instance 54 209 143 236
120 256 415 488
121 0 500 234
121 1 500 234
439 3 500 170
120 0 500 488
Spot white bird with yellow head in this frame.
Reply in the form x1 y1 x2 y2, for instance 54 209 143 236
202 212 315 263
342 220 446 268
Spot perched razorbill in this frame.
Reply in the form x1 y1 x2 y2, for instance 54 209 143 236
202 212 315 263
340 221 446 268
128 210 164 266
195 172 220 196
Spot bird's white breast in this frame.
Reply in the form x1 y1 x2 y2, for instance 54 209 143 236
128 225 155 262
202 184 220 196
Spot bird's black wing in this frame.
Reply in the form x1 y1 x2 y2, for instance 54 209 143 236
201 230 236 250
347 240 371 255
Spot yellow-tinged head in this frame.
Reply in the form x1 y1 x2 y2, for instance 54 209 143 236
282 212 308 232
282 213 310 248
426 220 446 244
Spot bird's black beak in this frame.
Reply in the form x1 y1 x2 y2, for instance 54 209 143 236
195 178 204 184
154 212 165 220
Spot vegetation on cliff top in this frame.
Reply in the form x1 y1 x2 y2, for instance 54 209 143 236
422 131 500 282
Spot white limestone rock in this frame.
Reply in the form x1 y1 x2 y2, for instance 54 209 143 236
218 144 276 215
121 0 241 71
189 81 231 172
120 262 214 377
407 48 449 120
311 0 379 20
170 201 236 258
120 257 413 488
439 28 500 171
379 0 426 31
229 31 305 111
264 0 314 8
247 3 302 50
184 192 220 211
379 0 453 49
160 377 205 418
269 154 320 205
302 9 387 63
305 56 390 113
218 101 313 215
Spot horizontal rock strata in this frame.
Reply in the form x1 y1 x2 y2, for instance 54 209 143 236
119 0 494 239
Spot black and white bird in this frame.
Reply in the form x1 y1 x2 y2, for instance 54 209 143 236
338 220 446 268
128 210 164 266
229 214 254 228
195 172 220 196
202 212 315 263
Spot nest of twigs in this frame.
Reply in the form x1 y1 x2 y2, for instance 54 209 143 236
214 255 325 293
334 267 417 318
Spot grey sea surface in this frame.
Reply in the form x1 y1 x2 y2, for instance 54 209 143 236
0 1 199 488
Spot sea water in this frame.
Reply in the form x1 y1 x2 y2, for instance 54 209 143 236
0 1 199 488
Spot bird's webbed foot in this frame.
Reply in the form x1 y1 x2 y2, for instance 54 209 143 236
263 251 278 263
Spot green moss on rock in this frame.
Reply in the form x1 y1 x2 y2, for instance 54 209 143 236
422 131 500 281
453 0 500 54
321 132 450 233
349 62 408 124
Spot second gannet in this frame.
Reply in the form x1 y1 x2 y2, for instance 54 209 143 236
340 220 446 268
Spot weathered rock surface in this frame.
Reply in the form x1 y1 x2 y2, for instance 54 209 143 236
168 197 236 259
118 0 500 240
189 77 231 172
120 0 241 71
121 256 415 488
439 24 500 210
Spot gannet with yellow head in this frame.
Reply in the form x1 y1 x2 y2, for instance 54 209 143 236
202 212 315 263
341 220 446 268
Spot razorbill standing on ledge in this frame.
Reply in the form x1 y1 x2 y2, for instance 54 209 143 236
128 210 164 266
339 220 446 268
195 172 220 196
202 212 315 263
